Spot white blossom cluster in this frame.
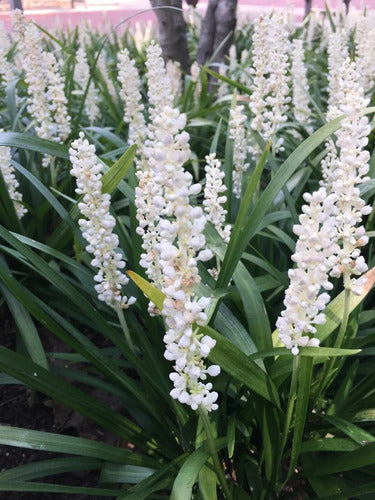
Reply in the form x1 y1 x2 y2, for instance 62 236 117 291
249 13 291 154
97 51 117 102
117 47 147 152
278 57 372 355
327 28 349 111
133 20 154 53
305 9 320 50
74 44 101 125
0 21 15 87
276 188 339 355
229 104 249 198
323 59 372 295
11 10 70 162
190 61 201 104
355 17 375 94
144 105 219 411
145 41 174 121
135 42 175 290
291 39 312 133
203 153 231 243
0 131 27 219
166 60 183 101
12 14 54 142
44 52 71 142
69 132 136 310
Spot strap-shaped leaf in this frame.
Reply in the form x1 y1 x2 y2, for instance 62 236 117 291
0 132 69 159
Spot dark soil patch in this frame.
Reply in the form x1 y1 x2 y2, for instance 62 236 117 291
0 310 122 499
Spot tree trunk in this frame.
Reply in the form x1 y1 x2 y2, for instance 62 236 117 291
150 0 191 74
9 0 23 10
304 0 312 18
196 0 237 67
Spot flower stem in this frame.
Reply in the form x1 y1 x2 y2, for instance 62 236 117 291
276 354 299 491
198 406 233 500
116 305 135 353
314 272 351 406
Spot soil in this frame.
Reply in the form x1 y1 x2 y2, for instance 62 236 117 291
0 311 121 500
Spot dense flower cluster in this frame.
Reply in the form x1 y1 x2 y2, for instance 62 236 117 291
147 106 219 411
355 16 375 94
97 51 117 102
11 10 70 165
229 105 249 198
145 41 174 120
249 13 290 153
69 132 136 310
291 39 312 132
45 52 71 142
203 153 231 243
0 132 27 219
74 43 100 124
117 48 147 152
0 22 15 86
327 28 349 111
276 188 339 354
323 59 372 295
278 56 372 355
166 60 182 100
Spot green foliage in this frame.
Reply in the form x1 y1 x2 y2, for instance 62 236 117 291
0 10 375 500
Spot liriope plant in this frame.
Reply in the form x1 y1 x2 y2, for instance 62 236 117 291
0 5 374 500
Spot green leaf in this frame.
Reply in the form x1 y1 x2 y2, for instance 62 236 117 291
101 144 137 194
0 281 48 369
170 446 210 500
0 132 69 159
99 464 156 484
11 160 83 243
0 348 150 450
0 457 102 481
303 441 375 476
204 326 280 407
288 356 313 480
300 438 360 454
127 270 165 310
0 425 157 466
318 482 375 500
322 415 375 445
201 66 251 95
0 481 120 496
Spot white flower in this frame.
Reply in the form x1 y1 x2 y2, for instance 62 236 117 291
45 52 71 142
203 153 231 243
11 11 70 163
355 16 375 94
117 48 147 152
0 21 15 86
249 13 291 154
97 51 117 102
166 59 182 101
276 188 339 355
69 132 135 309
190 61 201 104
136 100 220 411
145 41 173 121
229 105 249 198
327 28 349 111
0 131 27 219
323 59 372 295
74 45 101 125
291 39 312 133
